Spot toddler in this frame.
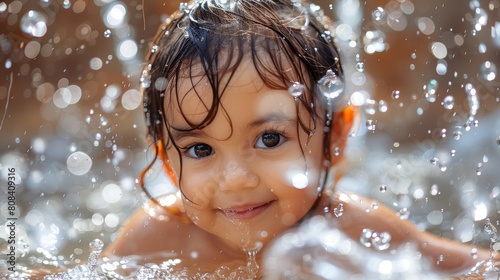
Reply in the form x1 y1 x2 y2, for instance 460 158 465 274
103 0 495 278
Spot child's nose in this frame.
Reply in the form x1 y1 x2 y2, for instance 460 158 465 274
217 158 258 191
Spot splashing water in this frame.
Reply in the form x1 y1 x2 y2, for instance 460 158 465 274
2 0 500 279
244 247 260 279
484 218 497 243
44 239 106 280
39 239 263 279
359 228 392 251
467 219 500 277
264 216 438 279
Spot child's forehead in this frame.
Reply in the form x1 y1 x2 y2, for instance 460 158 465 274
165 58 298 129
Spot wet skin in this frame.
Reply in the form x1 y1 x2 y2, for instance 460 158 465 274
102 59 495 276
163 58 327 254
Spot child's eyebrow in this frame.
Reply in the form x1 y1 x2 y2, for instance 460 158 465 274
247 112 296 129
171 129 207 142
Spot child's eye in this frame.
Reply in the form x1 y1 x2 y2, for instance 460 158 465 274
255 132 286 148
186 143 214 158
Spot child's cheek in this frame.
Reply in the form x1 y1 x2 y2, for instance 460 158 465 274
180 170 217 206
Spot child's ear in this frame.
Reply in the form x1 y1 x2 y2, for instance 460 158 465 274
328 104 357 166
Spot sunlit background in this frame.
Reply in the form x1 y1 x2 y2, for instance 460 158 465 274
0 0 499 278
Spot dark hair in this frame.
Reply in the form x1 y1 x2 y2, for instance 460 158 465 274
140 0 344 209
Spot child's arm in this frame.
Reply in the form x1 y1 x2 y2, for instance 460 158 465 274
330 191 494 275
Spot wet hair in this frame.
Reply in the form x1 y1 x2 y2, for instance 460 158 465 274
140 0 343 210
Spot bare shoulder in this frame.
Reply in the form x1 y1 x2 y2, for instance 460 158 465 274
102 203 198 258
102 203 248 270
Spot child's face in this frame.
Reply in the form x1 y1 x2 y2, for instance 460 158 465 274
164 59 326 251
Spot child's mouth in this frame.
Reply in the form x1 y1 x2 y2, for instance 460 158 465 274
221 201 274 221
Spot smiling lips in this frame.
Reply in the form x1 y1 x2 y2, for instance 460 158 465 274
220 201 274 220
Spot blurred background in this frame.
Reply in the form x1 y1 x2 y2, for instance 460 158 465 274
0 0 499 274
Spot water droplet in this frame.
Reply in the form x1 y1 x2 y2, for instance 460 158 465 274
154 77 168 92
366 119 376 131
5 59 12 69
371 231 391 250
424 79 438 102
151 44 159 54
470 248 478 259
379 185 388 192
378 100 388 112
372 7 385 21
464 120 472 132
364 99 376 115
333 146 340 156
431 42 447 59
397 208 410 219
67 151 93 176
288 82 304 97
430 157 439 166
333 203 344 217
483 155 489 163
214 0 236 10
179 2 189 14
100 116 109 126
391 90 400 99
360 228 373 247
453 126 462 140
480 61 497 81
442 95 454 109
465 83 479 116
427 210 444 225
20 10 48 37
474 8 488 28
363 30 387 54
493 242 500 252
439 128 447 139
438 62 448 74
318 69 344 99
62 0 71 9
485 218 498 242
430 184 439 196
140 70 151 89
478 43 487 53
355 62 364 72
476 166 483 176
104 29 111 38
